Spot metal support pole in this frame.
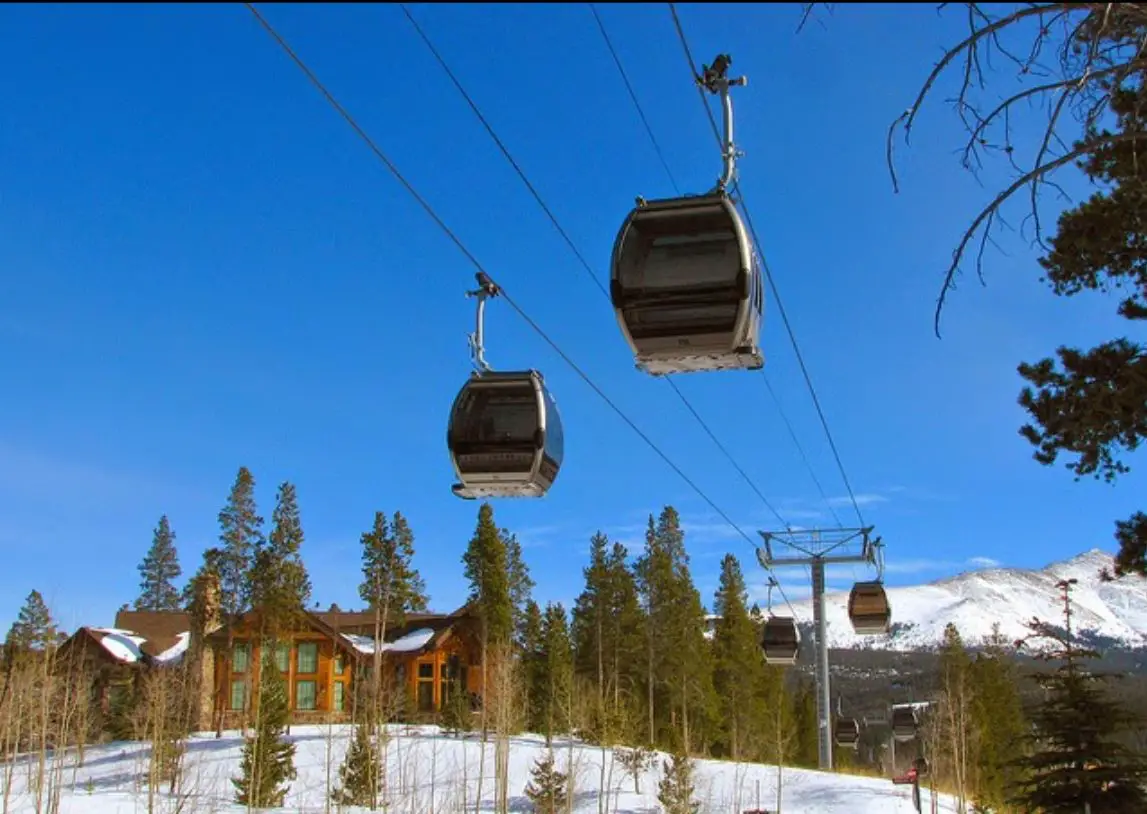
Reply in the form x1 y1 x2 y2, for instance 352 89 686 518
812 558 833 770
757 526 882 777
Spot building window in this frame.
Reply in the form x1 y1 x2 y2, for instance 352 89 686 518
333 682 345 712
334 654 345 676
442 655 467 710
230 680 246 710
417 680 434 712
232 643 249 673
275 642 290 674
296 680 317 711
417 661 435 712
297 642 318 674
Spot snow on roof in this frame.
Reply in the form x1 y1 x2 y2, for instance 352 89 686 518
153 631 191 664
341 627 436 656
88 628 190 665
89 628 148 663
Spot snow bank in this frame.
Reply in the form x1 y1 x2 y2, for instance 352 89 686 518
0 724 961 813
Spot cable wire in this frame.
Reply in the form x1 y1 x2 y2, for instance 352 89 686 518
243 1 759 549
399 2 790 531
667 1 867 530
597 2 843 531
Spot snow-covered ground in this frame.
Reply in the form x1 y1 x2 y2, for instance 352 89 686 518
1 724 958 813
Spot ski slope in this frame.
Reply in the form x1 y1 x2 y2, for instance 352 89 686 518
1 724 959 813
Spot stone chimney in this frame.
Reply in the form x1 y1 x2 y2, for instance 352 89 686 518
187 567 223 731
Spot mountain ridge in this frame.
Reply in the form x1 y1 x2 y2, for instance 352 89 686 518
780 548 1147 653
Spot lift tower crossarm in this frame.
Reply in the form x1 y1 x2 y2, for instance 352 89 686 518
755 526 883 773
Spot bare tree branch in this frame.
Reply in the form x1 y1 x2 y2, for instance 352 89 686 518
881 3 1147 334
933 130 1147 338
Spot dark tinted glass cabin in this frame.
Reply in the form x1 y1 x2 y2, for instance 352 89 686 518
450 382 540 474
540 385 563 466
615 204 746 341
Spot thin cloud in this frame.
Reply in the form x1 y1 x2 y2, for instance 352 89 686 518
966 556 1002 569
826 492 889 508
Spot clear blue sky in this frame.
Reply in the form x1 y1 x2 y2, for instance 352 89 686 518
1 3 1140 633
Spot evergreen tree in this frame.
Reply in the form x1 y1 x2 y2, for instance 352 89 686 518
790 679 819 769
232 650 297 808
524 749 568 814
249 481 311 637
1008 587 1147 812
4 589 57 652
462 503 514 648
505 529 536 643
936 623 974 809
441 677 473 736
968 624 1027 813
217 466 265 619
537 602 573 743
635 507 716 751
603 541 645 716
521 600 545 734
331 719 381 808
358 511 428 622
711 553 765 761
1007 52 1147 575
657 751 700 814
183 547 224 611
571 532 610 699
135 515 182 611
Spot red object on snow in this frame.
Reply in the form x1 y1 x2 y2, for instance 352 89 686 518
891 767 919 785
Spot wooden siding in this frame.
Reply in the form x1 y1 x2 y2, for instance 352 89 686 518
210 614 483 726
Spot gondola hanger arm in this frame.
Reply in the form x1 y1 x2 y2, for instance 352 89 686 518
466 272 500 374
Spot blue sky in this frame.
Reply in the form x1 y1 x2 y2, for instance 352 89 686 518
1 3 1141 633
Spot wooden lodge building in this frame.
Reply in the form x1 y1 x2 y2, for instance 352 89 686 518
57 602 484 731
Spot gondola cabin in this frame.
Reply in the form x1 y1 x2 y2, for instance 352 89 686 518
447 370 563 500
848 581 892 635
609 193 764 376
761 616 800 666
834 717 860 748
891 706 918 742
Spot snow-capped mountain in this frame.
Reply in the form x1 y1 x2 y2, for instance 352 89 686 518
782 549 1147 653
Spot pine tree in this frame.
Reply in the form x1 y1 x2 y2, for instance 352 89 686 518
524 749 568 814
462 503 515 648
506 529 536 644
232 649 297 808
537 603 573 743
217 466 264 619
790 679 819 769
935 623 974 809
521 600 545 734
603 541 645 717
135 515 182 611
711 553 765 761
571 532 610 700
358 511 428 622
657 751 700 814
635 506 716 752
968 624 1027 811
331 718 381 808
249 481 311 637
1008 583 1147 812
1010 65 1147 575
183 547 224 611
441 677 473 736
4 589 57 652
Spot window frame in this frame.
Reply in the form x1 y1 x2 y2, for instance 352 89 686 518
296 641 319 674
